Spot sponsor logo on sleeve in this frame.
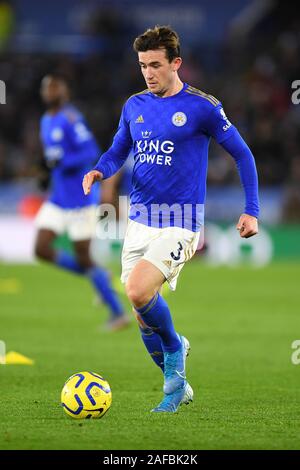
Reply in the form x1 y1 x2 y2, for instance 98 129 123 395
220 108 232 131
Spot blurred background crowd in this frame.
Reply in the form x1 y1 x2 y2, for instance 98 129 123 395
0 0 299 237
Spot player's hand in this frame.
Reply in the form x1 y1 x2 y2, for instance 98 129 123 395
82 170 103 195
236 213 258 238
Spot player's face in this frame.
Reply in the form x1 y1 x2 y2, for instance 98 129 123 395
40 77 68 108
138 49 181 96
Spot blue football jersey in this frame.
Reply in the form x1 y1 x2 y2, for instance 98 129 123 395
40 104 100 209
94 83 259 230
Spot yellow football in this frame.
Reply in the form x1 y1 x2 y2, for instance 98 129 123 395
61 371 112 419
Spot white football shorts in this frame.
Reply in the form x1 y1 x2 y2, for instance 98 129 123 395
121 219 200 291
35 202 97 241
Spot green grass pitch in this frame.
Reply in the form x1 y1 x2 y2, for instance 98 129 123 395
0 260 300 450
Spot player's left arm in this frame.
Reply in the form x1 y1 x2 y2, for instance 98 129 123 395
204 103 259 239
221 133 259 238
235 212 258 239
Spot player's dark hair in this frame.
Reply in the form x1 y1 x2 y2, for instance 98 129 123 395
133 25 181 63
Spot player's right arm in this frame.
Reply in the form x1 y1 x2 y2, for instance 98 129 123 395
82 102 132 196
82 169 103 195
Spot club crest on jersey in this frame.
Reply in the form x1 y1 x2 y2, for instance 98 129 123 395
172 112 187 127
142 130 152 139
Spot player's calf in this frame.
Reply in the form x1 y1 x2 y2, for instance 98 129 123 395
34 241 55 262
73 240 94 270
34 229 56 262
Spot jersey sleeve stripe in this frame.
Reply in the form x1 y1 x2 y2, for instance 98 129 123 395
185 86 220 106
187 85 219 104
128 89 149 100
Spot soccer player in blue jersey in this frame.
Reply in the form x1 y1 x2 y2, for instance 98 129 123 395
35 74 129 331
83 26 259 412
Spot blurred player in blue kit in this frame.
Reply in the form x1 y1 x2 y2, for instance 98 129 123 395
35 75 129 331
83 26 259 412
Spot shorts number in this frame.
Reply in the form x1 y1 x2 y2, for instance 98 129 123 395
170 242 183 261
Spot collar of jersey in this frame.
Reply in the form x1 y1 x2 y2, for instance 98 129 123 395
149 82 188 100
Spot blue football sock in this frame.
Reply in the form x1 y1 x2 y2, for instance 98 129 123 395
139 326 164 371
135 293 181 353
55 251 86 274
87 267 124 318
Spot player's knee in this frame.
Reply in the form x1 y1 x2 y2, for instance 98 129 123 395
125 282 152 309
